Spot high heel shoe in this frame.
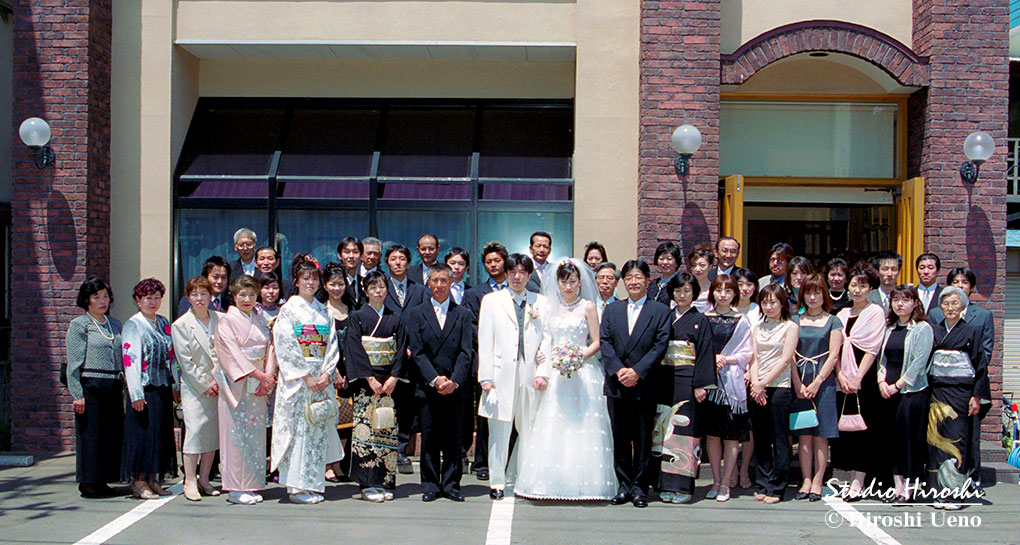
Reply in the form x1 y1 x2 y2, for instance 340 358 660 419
198 481 220 497
131 482 158 500
183 483 201 502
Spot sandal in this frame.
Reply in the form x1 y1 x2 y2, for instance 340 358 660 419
716 486 731 502
753 492 766 501
763 495 781 504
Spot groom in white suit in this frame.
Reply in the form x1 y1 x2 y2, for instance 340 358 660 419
477 253 544 500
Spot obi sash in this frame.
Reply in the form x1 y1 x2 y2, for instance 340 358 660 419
362 336 397 367
930 349 975 380
664 340 696 367
294 324 329 359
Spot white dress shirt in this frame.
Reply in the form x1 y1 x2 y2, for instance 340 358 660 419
432 297 450 329
240 259 256 277
627 295 647 334
918 283 937 311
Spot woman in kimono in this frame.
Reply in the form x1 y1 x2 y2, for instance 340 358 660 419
65 278 123 498
322 263 352 483
832 262 887 500
343 270 408 501
927 287 989 510
121 278 176 500
877 285 933 504
702 274 753 503
271 254 343 504
655 273 714 504
214 274 276 505
171 276 222 501
791 274 842 503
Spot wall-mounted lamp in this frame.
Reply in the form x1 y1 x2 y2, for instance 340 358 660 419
960 131 994 185
19 117 55 169
671 125 701 176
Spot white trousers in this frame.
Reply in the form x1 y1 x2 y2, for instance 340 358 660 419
486 418 520 490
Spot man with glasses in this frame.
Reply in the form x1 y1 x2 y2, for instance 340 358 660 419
229 228 258 281
708 237 740 282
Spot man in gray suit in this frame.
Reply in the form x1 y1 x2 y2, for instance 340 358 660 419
866 250 902 311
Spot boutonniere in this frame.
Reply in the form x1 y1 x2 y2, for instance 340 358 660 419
527 306 541 322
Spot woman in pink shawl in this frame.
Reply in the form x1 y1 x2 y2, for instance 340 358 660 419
214 275 277 505
832 262 887 500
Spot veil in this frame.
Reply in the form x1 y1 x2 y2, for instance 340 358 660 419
539 257 600 309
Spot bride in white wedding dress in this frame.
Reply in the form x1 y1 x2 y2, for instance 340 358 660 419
513 259 618 500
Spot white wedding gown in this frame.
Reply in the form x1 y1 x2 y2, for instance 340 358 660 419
514 299 619 500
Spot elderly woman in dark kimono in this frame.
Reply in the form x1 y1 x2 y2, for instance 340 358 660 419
926 286 990 510
654 273 714 505
342 271 408 502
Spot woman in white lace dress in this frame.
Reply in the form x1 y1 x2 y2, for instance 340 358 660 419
514 259 618 500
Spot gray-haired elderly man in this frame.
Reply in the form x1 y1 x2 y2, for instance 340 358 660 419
230 227 258 281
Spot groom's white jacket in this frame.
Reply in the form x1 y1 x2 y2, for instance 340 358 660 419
477 289 544 422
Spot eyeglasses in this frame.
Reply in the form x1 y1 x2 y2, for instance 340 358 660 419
236 242 255 249
940 299 964 309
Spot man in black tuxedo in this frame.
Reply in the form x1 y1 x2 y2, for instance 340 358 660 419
408 234 441 285
337 236 364 309
406 263 474 502
382 243 430 473
459 241 509 481
600 259 671 508
178 256 233 316
525 231 551 293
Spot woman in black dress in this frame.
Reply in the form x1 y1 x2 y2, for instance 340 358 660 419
322 263 352 482
826 258 852 312
342 271 408 502
65 278 124 498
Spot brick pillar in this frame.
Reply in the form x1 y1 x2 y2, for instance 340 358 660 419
639 0 720 262
11 0 112 451
912 0 1008 441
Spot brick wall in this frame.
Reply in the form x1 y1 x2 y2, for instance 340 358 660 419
11 0 112 451
912 0 1009 440
638 0 720 263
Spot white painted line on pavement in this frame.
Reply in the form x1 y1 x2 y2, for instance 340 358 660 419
484 494 515 545
73 484 181 545
823 495 902 545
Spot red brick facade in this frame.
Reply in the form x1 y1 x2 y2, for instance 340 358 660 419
911 0 1009 440
11 0 112 450
639 0 721 262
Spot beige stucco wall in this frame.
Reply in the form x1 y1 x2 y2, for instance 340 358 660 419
721 0 914 54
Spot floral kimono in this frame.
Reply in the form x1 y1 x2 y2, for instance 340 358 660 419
214 306 271 492
271 295 343 493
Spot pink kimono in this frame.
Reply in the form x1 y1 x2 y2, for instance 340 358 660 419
214 306 271 492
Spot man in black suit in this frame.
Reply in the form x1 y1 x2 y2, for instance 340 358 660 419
406 263 474 502
337 236 364 309
646 241 682 305
915 252 943 314
600 259 671 508
178 256 233 316
459 241 509 481
382 243 429 473
408 234 441 285
525 231 551 293
708 236 740 282
229 227 258 282
444 247 471 305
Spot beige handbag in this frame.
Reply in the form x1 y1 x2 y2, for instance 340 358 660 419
371 406 396 431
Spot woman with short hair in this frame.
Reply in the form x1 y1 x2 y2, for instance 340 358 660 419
121 278 177 500
65 278 123 498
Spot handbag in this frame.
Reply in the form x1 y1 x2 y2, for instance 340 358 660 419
306 396 339 425
838 394 867 432
337 397 354 430
371 406 396 431
789 400 819 431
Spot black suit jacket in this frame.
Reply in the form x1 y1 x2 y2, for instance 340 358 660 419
918 283 943 315
461 282 497 375
405 300 473 389
646 277 673 306
600 298 671 400
229 258 256 282
526 269 543 294
407 263 435 286
383 277 430 315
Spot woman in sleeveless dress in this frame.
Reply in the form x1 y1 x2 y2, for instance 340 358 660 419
514 259 618 500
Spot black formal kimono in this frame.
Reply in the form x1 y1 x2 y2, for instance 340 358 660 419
654 306 715 495
460 281 499 474
384 275 430 455
926 316 990 499
600 296 671 501
406 298 474 496
343 305 408 491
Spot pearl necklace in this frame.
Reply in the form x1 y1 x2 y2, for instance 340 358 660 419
87 313 115 341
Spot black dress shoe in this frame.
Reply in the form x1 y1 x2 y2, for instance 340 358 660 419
795 491 810 501
489 488 504 500
446 490 466 502
79 484 104 499
632 497 648 508
808 493 822 502
476 469 490 481
422 491 438 502
397 455 414 475
609 492 631 505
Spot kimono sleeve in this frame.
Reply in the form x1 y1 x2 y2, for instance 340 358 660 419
214 315 256 383
692 314 717 390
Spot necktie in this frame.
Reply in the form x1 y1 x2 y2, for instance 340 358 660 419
628 303 640 334
396 283 405 306
516 298 526 362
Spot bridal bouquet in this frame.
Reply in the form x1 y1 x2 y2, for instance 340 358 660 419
551 342 585 378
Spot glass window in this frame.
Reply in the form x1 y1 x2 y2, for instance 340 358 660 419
480 182 570 201
379 182 472 200
477 211 573 273
378 109 475 178
278 108 379 178
176 208 268 294
178 108 285 177
377 210 472 268
479 108 573 179
720 101 898 178
276 210 368 281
